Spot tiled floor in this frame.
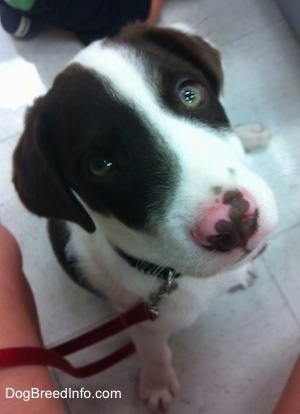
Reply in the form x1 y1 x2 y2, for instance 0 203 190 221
1 0 300 413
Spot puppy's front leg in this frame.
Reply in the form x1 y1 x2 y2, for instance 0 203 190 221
130 324 180 413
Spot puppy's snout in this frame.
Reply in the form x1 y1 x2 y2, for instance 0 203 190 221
191 190 259 252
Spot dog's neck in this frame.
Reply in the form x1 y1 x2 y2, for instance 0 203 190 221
113 245 182 280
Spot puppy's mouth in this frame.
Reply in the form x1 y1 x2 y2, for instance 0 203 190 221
247 242 268 260
231 241 268 266
177 239 268 279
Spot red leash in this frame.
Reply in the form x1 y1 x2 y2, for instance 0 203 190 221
0 301 154 377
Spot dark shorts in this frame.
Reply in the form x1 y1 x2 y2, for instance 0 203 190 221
2 0 152 44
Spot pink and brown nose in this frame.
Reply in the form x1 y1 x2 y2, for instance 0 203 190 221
191 190 259 252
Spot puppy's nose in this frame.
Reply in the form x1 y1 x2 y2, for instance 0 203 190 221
191 190 259 252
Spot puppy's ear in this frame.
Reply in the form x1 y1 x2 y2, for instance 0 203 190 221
13 97 96 233
120 24 224 96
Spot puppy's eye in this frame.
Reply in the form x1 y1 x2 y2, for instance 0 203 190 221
89 157 113 177
178 82 207 109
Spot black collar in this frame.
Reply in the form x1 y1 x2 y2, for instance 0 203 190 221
114 246 182 280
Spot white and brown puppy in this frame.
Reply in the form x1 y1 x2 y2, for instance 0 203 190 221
13 23 278 412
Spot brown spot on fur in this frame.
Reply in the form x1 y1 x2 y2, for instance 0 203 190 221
212 186 223 195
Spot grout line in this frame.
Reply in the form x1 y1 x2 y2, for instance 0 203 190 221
269 222 300 242
263 256 300 331
218 17 284 47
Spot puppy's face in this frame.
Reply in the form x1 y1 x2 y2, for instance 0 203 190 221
13 24 278 277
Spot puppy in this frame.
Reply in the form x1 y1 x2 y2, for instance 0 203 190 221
13 23 278 412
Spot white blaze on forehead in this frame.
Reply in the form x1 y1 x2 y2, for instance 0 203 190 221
71 41 203 134
71 41 160 119
70 40 246 195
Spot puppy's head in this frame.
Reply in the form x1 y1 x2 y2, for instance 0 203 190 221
13 23 278 277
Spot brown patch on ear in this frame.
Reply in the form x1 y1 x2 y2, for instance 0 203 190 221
13 96 96 233
117 23 224 96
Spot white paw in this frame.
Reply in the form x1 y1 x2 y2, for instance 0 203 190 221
139 365 180 412
234 123 271 151
229 263 258 292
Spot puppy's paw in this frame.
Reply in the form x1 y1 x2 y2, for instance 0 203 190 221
234 123 271 151
139 364 180 412
229 263 258 293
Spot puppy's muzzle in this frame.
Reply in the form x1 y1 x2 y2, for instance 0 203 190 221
191 190 259 252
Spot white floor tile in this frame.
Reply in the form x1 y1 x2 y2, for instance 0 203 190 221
222 19 300 129
12 28 81 88
170 258 300 414
161 0 282 44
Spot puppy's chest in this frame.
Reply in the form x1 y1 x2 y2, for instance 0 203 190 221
67 226 231 330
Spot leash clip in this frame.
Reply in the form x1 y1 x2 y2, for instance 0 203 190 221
148 270 178 318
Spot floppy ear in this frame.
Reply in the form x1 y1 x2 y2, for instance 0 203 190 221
120 23 224 96
13 96 96 233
